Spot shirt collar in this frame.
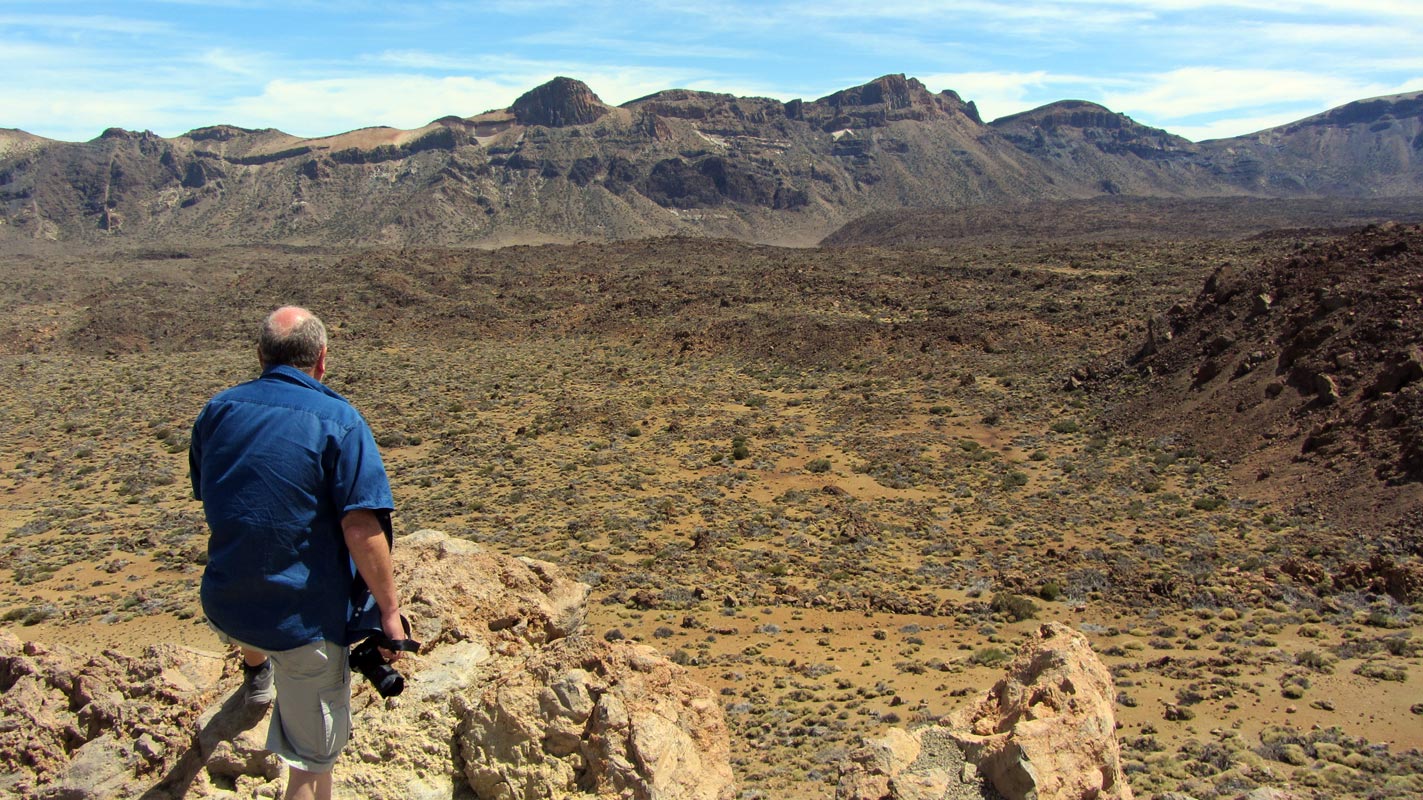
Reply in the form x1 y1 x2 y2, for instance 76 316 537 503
260 364 350 404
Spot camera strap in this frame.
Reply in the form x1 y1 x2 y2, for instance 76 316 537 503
367 614 422 653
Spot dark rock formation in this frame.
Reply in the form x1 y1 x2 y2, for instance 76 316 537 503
511 77 611 128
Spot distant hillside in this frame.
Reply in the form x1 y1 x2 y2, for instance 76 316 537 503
1 77 1420 247
1093 222 1423 532
821 197 1423 246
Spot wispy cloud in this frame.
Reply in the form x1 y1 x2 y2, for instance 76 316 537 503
220 76 521 134
0 13 178 36
2 0 1420 141
1101 67 1397 121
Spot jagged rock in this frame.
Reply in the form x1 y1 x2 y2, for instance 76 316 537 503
457 635 734 800
837 623 1129 800
1313 372 1341 404
946 623 1133 800
0 631 226 799
395 528 591 649
1369 344 1423 395
1138 312 1173 359
837 726 986 800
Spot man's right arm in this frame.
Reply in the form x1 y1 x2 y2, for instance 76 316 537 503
342 508 405 660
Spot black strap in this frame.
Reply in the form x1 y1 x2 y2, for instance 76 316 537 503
374 636 422 653
369 614 421 653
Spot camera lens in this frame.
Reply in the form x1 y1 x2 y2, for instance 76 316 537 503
351 640 405 698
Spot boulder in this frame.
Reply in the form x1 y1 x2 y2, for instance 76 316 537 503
947 623 1133 800
457 635 735 800
837 623 1130 800
837 726 985 800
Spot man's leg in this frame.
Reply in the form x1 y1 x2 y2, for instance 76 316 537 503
241 647 267 667
284 766 332 800
264 640 350 796
240 646 275 705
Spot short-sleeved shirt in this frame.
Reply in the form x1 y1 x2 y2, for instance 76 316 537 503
190 364 392 651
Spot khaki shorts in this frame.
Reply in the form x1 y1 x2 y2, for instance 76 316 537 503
211 626 352 773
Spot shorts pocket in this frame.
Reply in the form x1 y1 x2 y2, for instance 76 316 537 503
318 680 352 757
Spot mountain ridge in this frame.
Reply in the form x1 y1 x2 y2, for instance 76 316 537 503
1 75 1419 246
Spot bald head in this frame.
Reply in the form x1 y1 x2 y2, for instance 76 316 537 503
258 305 327 373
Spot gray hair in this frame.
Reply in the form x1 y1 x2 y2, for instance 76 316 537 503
258 307 327 369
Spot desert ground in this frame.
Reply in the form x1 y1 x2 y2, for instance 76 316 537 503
2 207 1421 798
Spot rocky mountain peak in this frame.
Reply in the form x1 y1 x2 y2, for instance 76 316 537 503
809 73 975 131
994 100 1136 132
1288 90 1423 132
511 76 611 128
820 73 925 111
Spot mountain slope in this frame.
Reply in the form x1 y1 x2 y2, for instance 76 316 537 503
1 78 1420 246
1094 222 1423 531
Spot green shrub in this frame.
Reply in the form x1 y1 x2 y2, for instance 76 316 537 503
1002 471 1029 489
990 592 1039 621
1051 419 1081 434
1354 661 1407 682
806 457 831 474
968 646 1012 667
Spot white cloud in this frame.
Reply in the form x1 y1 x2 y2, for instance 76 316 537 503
1171 111 1313 142
0 13 177 36
200 48 271 77
918 70 1112 121
218 76 522 135
1 87 205 141
1101 68 1395 121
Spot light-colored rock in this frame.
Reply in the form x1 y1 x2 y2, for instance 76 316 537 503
948 622 1133 800
398 529 591 648
457 635 735 800
1236 789 1301 800
37 734 136 800
837 723 985 800
0 630 226 799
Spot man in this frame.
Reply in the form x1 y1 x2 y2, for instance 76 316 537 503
190 305 405 800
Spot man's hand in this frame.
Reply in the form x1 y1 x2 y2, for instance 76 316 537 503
343 509 406 662
379 606 407 663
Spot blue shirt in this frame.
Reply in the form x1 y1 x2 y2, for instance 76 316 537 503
190 365 393 651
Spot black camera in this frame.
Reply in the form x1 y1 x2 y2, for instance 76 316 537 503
350 638 404 698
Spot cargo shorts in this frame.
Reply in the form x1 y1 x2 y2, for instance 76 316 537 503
211 626 352 773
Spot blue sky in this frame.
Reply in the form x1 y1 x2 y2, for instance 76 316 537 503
3 0 1421 143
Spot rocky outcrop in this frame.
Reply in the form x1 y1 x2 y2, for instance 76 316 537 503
1102 222 1423 529
511 77 612 128
837 623 1131 800
0 530 735 800
949 623 1132 800
0 633 227 798
458 636 734 800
